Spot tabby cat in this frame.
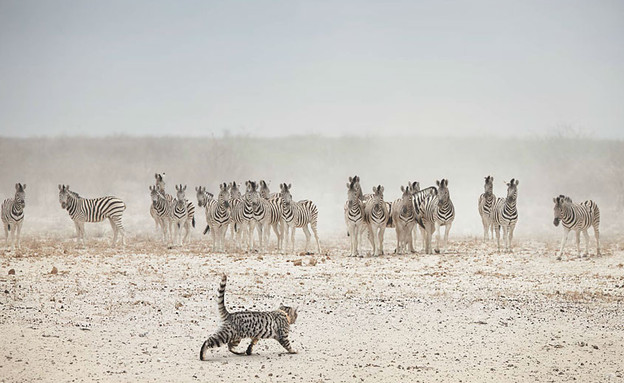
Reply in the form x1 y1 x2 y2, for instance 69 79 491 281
199 275 298 360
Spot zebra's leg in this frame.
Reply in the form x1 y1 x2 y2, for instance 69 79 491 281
502 225 510 253
582 229 590 257
434 222 442 254
271 222 280 252
575 230 581 257
593 224 601 256
3 223 8 248
349 225 356 257
395 224 402 254
406 225 415 253
508 224 515 253
557 228 570 259
15 221 22 250
443 221 452 254
482 216 489 242
495 224 501 253
312 220 321 254
302 224 312 254
109 218 118 246
378 226 386 256
291 224 297 253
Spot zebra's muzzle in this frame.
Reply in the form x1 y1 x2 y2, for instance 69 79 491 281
61 202 67 209
553 218 560 227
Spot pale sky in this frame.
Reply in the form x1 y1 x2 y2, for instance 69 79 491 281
0 0 622 138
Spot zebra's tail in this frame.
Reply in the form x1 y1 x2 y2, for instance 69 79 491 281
217 274 229 320
386 215 393 227
415 213 425 229
192 216 196 228
234 223 238 233
203 224 210 235
7 224 10 231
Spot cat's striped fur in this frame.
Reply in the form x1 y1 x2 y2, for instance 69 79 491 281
200 275 298 359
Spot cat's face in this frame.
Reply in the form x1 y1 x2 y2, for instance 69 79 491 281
279 305 298 324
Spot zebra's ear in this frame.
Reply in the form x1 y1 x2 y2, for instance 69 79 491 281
59 184 62 191
183 185 187 191
22 184 26 190
288 183 291 190
436 180 440 187
553 197 558 204
348 176 353 183
514 179 519 186
372 186 377 193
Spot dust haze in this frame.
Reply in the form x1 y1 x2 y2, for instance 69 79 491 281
2 134 622 243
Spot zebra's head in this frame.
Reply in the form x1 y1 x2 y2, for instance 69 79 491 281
280 183 293 205
553 194 572 226
371 185 385 208
155 173 166 192
436 179 450 203
175 184 187 204
14 183 26 208
218 183 230 208
245 181 260 205
484 176 494 194
229 182 241 199
58 184 71 209
259 180 272 199
505 179 519 202
408 181 420 195
195 186 212 207
347 175 364 200
149 185 163 204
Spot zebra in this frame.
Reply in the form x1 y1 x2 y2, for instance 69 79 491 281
58 185 126 246
248 181 283 251
203 183 231 252
150 173 169 233
150 185 172 242
231 181 257 251
2 183 26 250
153 173 195 239
279 183 321 254
344 176 365 257
478 176 496 241
491 179 519 253
553 195 600 259
259 180 284 248
392 184 417 254
363 185 389 256
171 184 191 246
411 185 437 252
228 182 243 242
418 179 454 254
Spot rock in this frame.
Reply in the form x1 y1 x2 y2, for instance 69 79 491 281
175 302 183 310
8 269 15 275
292 259 303 266
50 266 58 275
309 257 317 266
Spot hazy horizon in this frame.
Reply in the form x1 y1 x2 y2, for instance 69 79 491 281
1 1 623 139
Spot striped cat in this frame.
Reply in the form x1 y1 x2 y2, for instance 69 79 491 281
200 275 298 359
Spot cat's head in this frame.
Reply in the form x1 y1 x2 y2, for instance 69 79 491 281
279 305 298 324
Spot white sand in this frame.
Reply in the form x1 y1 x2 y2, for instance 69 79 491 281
1 234 623 382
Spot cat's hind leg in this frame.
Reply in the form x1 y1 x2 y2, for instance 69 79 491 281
246 338 259 355
228 338 245 356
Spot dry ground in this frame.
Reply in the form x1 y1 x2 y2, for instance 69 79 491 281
1 233 623 382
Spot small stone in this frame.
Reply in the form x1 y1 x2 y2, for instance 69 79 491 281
50 266 58 275
292 259 302 266
8 269 15 275
308 257 317 266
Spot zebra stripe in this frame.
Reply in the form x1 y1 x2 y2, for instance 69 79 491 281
2 183 26 250
363 185 388 256
250 181 283 251
344 176 365 257
392 184 417 254
150 185 172 242
170 184 191 246
553 195 600 258
491 179 519 253
58 184 126 246
478 175 496 241
203 183 231 252
280 183 320 254
419 179 454 254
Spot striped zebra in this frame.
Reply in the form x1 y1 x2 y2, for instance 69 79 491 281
2 183 26 250
249 181 283 251
231 181 257 251
418 179 454 254
412 185 437 252
150 173 169 232
478 176 496 241
279 183 320 254
553 195 600 259
259 180 284 249
491 179 519 253
228 182 243 242
152 173 195 239
392 184 417 254
344 176 365 257
363 185 389 256
203 183 231 252
171 184 191 246
150 185 172 242
58 185 126 246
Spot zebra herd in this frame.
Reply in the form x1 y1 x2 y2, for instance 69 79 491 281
0 175 602 259
344 175 601 259
149 173 321 254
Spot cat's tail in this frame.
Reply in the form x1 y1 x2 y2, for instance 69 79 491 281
217 274 229 320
